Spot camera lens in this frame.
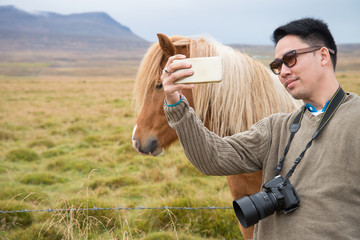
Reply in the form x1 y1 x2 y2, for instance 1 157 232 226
233 196 259 228
233 191 277 228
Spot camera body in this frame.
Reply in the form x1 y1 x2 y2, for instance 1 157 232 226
233 175 300 228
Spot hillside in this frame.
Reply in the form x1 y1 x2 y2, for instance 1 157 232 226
0 5 150 52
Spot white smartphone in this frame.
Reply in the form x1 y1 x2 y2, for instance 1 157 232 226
173 56 223 84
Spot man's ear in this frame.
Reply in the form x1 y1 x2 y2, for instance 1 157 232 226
320 47 332 67
157 33 176 57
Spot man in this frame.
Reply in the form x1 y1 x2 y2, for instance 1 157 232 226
161 18 360 239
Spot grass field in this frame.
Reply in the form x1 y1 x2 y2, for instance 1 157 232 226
0 48 359 240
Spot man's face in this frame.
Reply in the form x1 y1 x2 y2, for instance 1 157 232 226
274 35 322 101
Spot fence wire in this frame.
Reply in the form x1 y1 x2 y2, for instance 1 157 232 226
0 206 233 214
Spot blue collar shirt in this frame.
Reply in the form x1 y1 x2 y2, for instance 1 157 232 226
305 100 330 116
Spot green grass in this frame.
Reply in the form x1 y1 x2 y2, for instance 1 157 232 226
5 148 40 162
0 200 34 230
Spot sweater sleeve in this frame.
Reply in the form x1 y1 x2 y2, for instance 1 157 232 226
164 96 270 176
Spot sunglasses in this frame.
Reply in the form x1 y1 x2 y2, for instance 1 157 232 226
269 46 335 75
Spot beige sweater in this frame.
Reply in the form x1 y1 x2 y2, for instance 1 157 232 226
164 92 360 240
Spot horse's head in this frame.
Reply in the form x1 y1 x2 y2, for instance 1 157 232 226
132 34 194 156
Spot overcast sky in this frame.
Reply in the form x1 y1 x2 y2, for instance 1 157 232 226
1 0 359 45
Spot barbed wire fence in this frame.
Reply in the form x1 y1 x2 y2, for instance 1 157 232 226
0 206 233 214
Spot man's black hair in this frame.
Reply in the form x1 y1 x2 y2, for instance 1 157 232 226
271 18 337 70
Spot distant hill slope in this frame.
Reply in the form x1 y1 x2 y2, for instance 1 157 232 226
0 5 150 52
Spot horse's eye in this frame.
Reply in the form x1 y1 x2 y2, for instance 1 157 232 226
155 83 163 90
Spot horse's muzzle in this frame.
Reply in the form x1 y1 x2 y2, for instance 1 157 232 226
132 125 163 156
132 137 157 154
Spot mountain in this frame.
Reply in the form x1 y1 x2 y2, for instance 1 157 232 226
0 5 150 52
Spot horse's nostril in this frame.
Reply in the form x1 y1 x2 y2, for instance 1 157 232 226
149 139 157 154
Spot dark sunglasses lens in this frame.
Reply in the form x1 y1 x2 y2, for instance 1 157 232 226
283 52 296 67
270 61 282 74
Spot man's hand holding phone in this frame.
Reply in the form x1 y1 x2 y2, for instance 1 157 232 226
162 55 223 105
161 54 194 105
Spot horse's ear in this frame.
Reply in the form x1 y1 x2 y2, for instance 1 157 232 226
157 33 176 57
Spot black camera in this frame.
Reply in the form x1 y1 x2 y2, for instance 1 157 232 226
233 175 300 228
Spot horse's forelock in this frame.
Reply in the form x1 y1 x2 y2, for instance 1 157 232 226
133 43 162 113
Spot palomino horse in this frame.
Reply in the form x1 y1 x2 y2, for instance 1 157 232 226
132 33 300 239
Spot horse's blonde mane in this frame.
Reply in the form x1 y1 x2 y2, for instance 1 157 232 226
134 36 300 137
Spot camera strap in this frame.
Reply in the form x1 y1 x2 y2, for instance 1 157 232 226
274 87 346 181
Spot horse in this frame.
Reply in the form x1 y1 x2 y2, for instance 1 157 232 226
132 33 301 239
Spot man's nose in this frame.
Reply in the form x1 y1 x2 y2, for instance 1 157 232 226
280 63 292 77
